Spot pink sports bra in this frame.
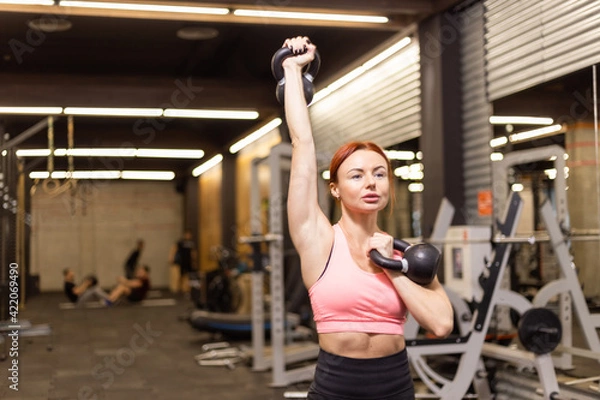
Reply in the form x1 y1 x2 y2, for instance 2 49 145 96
309 224 407 334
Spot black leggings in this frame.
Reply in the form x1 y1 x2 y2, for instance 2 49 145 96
307 348 415 400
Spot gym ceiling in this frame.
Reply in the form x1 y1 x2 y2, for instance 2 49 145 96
0 1 465 178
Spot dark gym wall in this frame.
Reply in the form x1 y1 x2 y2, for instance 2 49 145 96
221 152 237 251
199 166 222 272
419 12 466 236
184 176 199 243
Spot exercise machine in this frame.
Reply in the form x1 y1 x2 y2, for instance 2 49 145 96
242 142 319 387
0 118 54 361
406 191 565 399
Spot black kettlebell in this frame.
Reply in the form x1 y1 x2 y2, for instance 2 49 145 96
369 238 440 286
271 46 321 106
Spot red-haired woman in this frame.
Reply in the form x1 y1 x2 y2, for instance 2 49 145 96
282 36 454 399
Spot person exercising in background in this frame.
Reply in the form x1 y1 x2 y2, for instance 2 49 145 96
170 230 197 294
63 268 110 306
124 239 144 279
282 36 454 399
105 265 151 305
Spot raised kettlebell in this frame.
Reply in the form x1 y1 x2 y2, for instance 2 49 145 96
271 46 321 106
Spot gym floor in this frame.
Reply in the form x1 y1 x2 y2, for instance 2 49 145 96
1 291 600 400
0 291 310 400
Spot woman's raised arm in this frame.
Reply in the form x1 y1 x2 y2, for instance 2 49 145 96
282 37 333 286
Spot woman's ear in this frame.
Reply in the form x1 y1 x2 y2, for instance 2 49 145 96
330 183 339 200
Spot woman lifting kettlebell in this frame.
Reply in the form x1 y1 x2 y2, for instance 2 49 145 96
281 36 454 399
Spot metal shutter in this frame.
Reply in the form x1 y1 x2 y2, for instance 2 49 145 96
310 36 421 165
485 0 600 101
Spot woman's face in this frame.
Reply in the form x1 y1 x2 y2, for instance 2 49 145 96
330 149 390 214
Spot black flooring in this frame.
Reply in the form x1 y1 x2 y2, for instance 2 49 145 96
1 291 600 399
0 291 307 400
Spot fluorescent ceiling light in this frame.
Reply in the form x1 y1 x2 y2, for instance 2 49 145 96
163 109 258 120
511 183 524 192
135 149 204 159
544 168 557 180
29 170 121 179
192 154 223 177
229 118 282 154
489 116 554 125
490 152 504 161
311 37 411 104
0 107 63 115
234 9 388 24
15 149 52 157
56 148 136 157
408 182 424 193
321 170 330 180
71 170 122 179
489 136 508 148
33 171 61 179
121 170 175 180
29 170 174 180
59 1 229 15
17 147 204 159
384 150 415 161
394 163 423 180
509 124 564 143
0 106 256 120
0 1 54 5
64 107 163 117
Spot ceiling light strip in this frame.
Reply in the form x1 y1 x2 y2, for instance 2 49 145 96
121 170 175 180
489 136 509 148
0 0 54 5
233 9 388 24
0 107 63 115
29 170 175 180
383 150 415 161
64 107 163 117
489 116 554 125
16 147 205 159
59 1 229 15
135 148 204 159
229 118 282 154
509 124 564 143
163 109 259 120
0 106 258 120
192 154 223 177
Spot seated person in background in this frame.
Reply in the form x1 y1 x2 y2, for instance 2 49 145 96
106 265 151 305
63 268 110 306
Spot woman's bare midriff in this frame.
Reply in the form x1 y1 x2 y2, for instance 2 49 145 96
318 332 406 359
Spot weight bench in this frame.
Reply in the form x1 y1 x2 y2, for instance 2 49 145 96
0 319 53 361
188 309 302 339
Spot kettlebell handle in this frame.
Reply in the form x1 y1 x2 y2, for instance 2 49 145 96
271 47 321 82
369 238 411 272
369 238 440 286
